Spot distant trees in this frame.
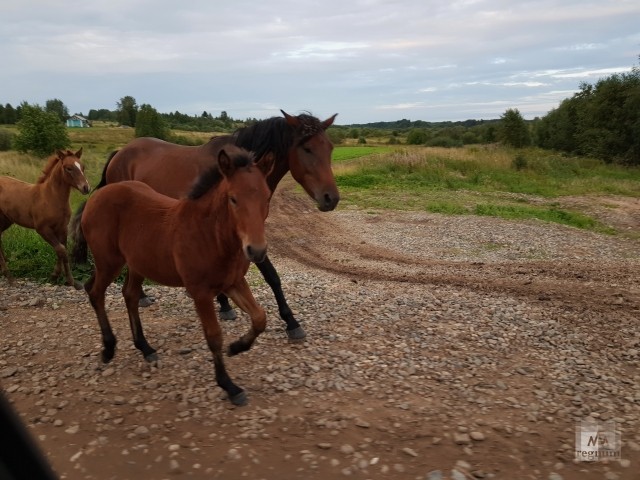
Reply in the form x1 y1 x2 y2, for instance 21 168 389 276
45 99 69 123
14 103 70 157
535 59 640 164
499 108 530 148
117 95 138 127
135 104 170 140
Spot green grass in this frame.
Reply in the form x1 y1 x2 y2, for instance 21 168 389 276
334 146 640 233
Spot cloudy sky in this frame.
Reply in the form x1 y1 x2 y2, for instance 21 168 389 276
1 1 638 124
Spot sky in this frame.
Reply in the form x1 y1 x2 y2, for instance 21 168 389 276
1 1 639 125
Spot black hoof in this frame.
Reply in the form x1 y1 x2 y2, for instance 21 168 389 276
229 390 248 406
101 349 115 363
138 296 155 308
219 309 237 321
72 281 83 290
228 340 249 357
287 326 307 343
144 352 159 364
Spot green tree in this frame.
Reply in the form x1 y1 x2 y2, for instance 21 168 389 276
406 129 428 145
3 103 17 124
135 104 170 140
14 103 70 157
499 108 530 148
117 95 138 127
45 98 69 122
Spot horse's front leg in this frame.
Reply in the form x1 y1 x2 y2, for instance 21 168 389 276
122 270 157 362
38 228 81 289
189 288 246 406
256 255 306 342
224 278 267 356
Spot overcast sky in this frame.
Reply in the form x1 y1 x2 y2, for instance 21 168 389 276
1 1 638 125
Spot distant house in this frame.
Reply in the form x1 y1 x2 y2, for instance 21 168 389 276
66 115 90 128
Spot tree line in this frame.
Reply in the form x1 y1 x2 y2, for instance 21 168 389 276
1 57 638 164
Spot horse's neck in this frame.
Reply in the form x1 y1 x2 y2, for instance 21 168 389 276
182 187 241 252
267 157 289 192
40 167 71 204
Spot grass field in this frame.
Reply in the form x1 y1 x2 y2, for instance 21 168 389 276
333 145 639 233
0 129 639 283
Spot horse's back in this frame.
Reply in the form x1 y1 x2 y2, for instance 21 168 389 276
107 137 220 198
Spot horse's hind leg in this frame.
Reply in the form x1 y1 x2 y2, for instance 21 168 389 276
190 289 246 406
85 272 118 363
224 278 267 356
256 256 306 342
122 270 157 362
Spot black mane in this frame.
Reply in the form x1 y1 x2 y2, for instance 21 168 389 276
232 113 324 160
188 151 254 200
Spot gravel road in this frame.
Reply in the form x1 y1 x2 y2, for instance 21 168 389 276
1 183 639 480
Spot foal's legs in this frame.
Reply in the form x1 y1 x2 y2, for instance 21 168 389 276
217 255 306 342
189 288 246 406
85 270 119 363
37 226 81 289
224 277 267 356
122 270 157 362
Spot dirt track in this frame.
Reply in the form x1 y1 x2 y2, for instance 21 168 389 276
1 180 639 480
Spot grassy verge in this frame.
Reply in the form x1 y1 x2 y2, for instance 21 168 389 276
334 145 639 233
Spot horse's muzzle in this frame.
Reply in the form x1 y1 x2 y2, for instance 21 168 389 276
245 244 267 263
317 192 340 212
78 183 91 195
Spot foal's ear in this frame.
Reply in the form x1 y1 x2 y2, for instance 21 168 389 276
74 147 83 158
256 152 275 177
217 149 234 178
281 110 300 128
322 113 338 130
55 149 66 160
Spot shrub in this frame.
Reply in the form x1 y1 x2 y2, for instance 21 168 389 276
512 154 528 170
14 104 70 157
0 129 13 151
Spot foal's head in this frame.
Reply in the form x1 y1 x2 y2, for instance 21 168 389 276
191 146 274 263
40 148 90 194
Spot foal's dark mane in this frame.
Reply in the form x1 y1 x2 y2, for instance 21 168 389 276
231 113 325 161
188 151 254 200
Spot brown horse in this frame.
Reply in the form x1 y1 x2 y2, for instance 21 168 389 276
72 110 338 341
0 148 90 288
82 146 274 406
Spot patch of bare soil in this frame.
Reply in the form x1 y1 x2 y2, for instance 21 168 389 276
1 180 639 480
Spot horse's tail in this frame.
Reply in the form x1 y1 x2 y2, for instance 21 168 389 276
70 150 118 265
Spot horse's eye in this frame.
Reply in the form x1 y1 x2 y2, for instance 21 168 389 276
302 146 312 154
229 197 237 206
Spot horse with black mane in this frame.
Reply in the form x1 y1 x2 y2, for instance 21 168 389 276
71 110 338 341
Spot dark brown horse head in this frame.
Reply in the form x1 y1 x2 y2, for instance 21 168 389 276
56 148 90 195
281 110 340 212
218 147 274 263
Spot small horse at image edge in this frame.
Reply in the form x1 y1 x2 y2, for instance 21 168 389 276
81 146 274 406
0 148 90 289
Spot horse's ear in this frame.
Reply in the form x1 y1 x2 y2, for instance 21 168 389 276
256 153 275 177
74 147 83 158
322 114 338 130
55 150 66 161
281 110 300 128
217 149 234 178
